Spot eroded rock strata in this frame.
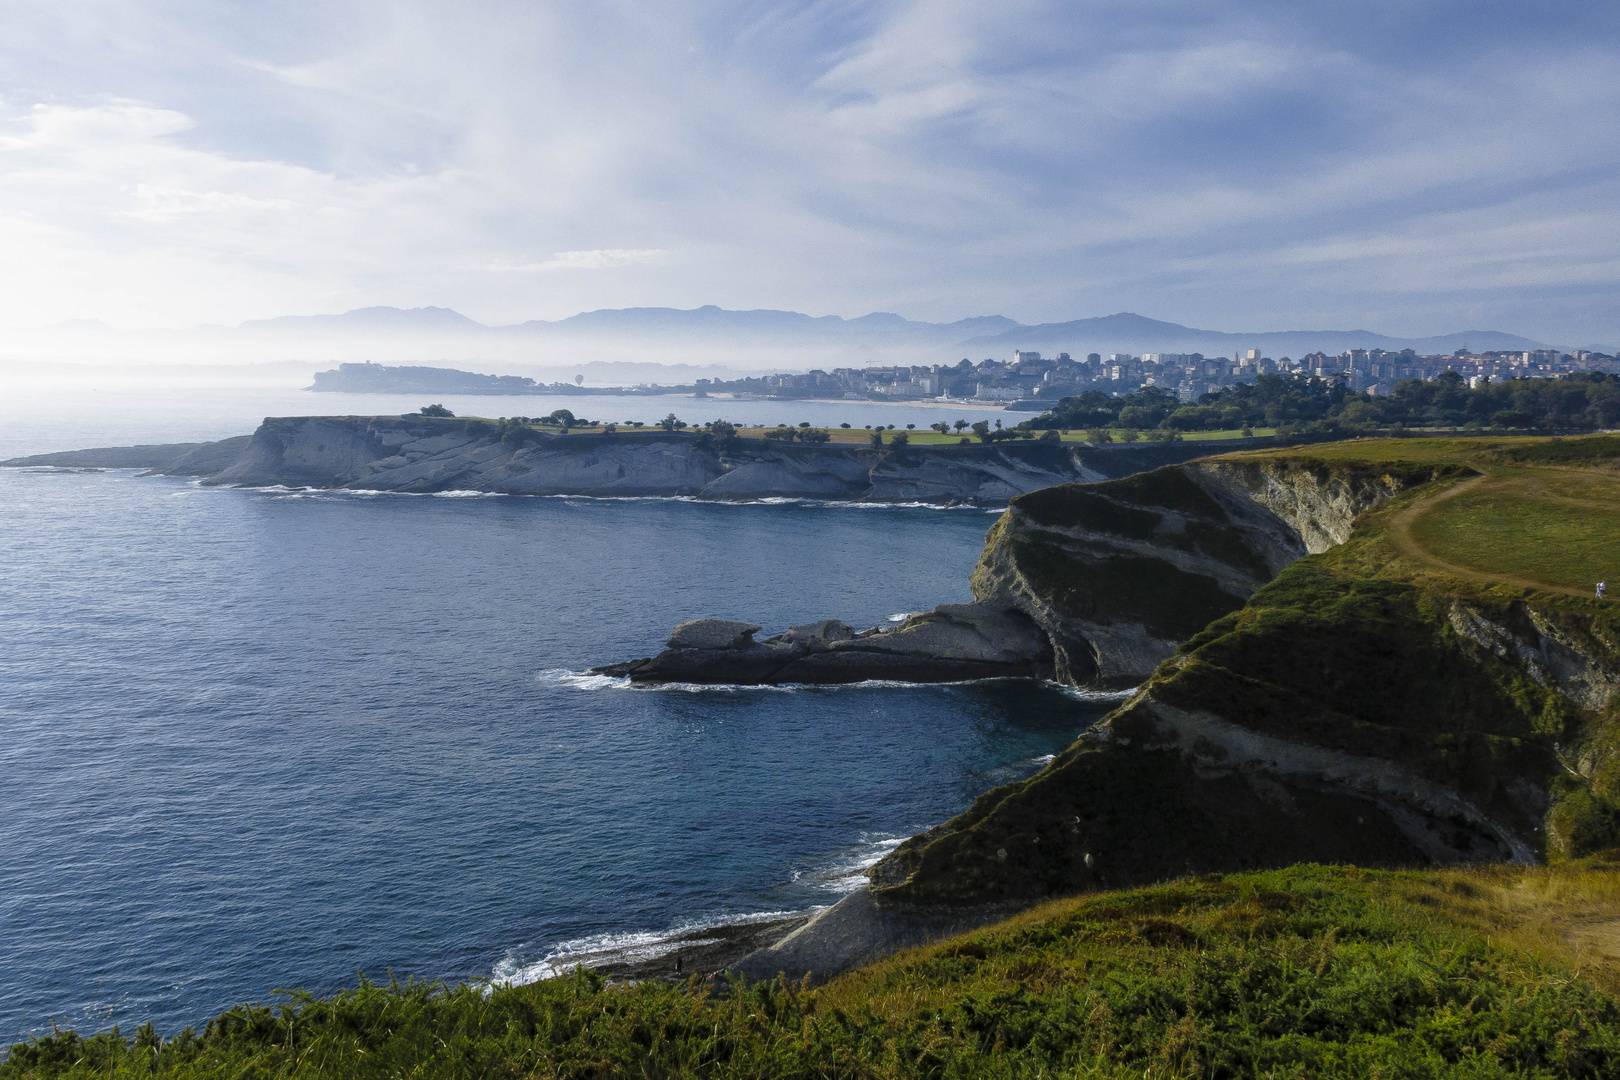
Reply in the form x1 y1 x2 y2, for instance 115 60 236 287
3 415 1280 504
728 452 1620 985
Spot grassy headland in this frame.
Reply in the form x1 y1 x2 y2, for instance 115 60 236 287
8 862 1620 1079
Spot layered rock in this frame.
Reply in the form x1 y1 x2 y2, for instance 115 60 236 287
594 605 1054 685
969 458 1465 686
2 415 1295 505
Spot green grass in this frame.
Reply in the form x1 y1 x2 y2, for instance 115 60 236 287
9 864 1620 1080
1408 472 1620 594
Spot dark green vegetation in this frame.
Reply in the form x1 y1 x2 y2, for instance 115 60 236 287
881 436 1620 914
1027 372 1620 436
10 864 1620 1079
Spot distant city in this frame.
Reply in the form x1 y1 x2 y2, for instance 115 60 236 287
313 344 1620 407
697 346 1620 409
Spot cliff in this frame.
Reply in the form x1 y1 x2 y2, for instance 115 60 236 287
733 435 1620 982
872 440 1620 896
3 415 1287 505
971 457 1468 685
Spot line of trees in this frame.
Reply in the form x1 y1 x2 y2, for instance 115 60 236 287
1027 373 1620 435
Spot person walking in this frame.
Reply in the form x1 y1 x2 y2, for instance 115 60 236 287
1598 581 1607 600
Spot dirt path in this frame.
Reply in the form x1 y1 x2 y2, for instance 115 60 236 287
1387 471 1596 599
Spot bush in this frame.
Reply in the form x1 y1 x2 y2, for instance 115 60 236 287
419 404 454 418
1039 428 1062 443
798 428 830 444
971 420 992 442
1086 428 1114 444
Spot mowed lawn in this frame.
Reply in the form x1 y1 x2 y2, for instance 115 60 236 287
1407 469 1620 593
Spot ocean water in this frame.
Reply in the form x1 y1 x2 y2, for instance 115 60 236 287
0 432 1116 1043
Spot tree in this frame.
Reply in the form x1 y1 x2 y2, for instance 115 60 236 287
869 428 884 447
1120 428 1141 443
659 413 684 432
931 422 950 436
971 420 992 442
764 426 795 441
420 404 454 417
954 419 969 433
1039 428 1061 443
1086 428 1113 444
798 427 830 444
890 430 909 446
547 408 576 430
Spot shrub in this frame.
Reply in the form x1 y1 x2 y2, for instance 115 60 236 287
419 404 454 418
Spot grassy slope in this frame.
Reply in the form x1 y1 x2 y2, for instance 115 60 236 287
877 436 1620 906
9 863 1620 1079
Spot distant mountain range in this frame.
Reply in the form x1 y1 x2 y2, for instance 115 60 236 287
230 305 1551 357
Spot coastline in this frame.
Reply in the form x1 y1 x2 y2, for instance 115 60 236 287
522 912 817 985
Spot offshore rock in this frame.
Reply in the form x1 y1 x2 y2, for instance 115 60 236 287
592 602 1053 685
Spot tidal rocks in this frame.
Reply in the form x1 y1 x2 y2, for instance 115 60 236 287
592 604 1053 685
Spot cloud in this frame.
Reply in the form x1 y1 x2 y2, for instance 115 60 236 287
487 250 669 272
0 1 1616 342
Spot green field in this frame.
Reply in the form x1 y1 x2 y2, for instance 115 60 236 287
1223 435 1620 598
8 862 1620 1079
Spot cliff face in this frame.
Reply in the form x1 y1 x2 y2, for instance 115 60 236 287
3 414 1291 504
969 458 1461 685
869 459 1620 909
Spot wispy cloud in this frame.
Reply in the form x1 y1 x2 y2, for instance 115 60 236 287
485 250 669 272
0 1 1616 341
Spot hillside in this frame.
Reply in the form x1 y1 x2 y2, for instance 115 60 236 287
7 862 1620 1078
871 436 1620 911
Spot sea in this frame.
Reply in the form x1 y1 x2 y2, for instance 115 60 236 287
0 376 1118 1044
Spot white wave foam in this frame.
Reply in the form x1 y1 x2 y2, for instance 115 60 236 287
534 668 1013 693
1057 684 1137 702
536 669 630 690
793 832 912 893
490 908 818 987
886 612 913 623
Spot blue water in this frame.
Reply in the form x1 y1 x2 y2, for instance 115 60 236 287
0 463 1113 1044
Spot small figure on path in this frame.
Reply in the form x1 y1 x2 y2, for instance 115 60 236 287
1599 581 1607 600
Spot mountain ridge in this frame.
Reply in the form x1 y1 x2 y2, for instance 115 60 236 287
226 305 1553 354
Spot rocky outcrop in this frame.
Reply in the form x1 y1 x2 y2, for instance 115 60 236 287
1 436 252 473
2 415 1296 505
969 458 1467 686
868 540 1620 914
594 604 1054 685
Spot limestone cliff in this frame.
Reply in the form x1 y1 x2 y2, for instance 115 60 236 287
970 458 1466 685
5 415 1286 505
867 455 1620 911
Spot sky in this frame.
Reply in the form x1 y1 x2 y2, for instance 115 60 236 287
1 0 1617 343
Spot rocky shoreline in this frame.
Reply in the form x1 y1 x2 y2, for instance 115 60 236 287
1 415 1291 506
